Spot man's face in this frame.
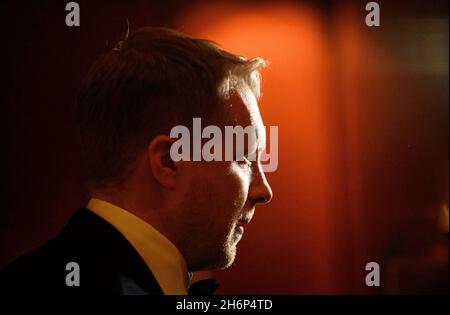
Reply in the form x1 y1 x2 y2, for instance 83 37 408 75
172 81 273 271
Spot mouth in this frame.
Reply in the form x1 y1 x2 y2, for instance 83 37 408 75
235 224 245 235
235 218 251 235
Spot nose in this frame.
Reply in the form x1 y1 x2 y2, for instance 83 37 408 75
248 164 273 206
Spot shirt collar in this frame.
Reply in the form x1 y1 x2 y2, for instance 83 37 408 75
87 198 189 295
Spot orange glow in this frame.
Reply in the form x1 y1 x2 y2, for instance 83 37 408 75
176 1 449 294
177 2 341 293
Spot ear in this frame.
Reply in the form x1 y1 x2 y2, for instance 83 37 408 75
148 135 177 189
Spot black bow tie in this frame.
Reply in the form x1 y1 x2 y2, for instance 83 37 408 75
188 278 220 295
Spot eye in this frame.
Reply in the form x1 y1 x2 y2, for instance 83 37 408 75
237 156 252 169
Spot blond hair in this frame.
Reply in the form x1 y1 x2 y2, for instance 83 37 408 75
77 27 267 190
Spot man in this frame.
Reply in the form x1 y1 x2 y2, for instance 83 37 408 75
1 27 273 295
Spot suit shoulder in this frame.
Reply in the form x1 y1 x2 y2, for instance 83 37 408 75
0 238 64 295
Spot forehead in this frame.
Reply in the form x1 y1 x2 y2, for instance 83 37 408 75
223 81 264 131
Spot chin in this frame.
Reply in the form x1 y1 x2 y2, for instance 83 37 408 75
204 244 237 271
193 228 240 270
190 241 237 271
217 244 237 270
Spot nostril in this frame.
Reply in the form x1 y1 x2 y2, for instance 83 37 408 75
254 192 272 205
254 197 265 205
249 175 273 205
263 187 273 205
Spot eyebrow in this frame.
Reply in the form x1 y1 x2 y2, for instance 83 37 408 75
246 138 265 161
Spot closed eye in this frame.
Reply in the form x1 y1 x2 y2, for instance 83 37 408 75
238 156 252 168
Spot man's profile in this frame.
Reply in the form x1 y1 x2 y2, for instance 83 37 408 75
0 27 273 295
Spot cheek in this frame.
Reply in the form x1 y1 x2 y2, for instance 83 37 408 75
228 164 250 209
191 162 250 213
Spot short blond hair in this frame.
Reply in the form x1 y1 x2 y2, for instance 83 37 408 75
77 27 266 190
219 57 267 100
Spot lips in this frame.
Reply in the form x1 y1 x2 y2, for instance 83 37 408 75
237 211 254 226
235 211 253 237
235 225 245 235
236 218 251 235
237 219 250 227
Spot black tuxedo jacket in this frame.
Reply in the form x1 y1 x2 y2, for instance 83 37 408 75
1 208 163 295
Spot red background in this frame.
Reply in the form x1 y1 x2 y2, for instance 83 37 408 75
1 0 448 294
